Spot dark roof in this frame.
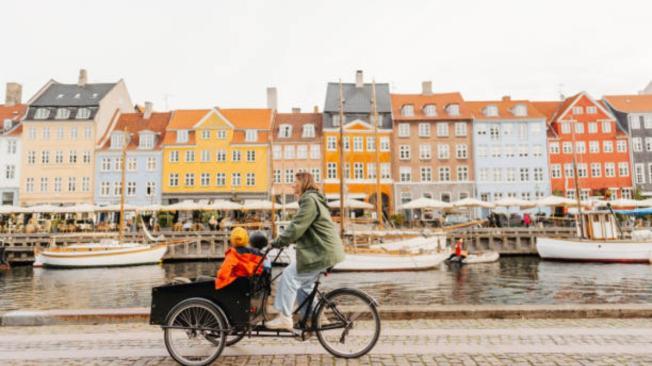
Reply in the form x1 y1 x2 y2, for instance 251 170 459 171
324 83 391 113
31 82 116 107
273 112 322 141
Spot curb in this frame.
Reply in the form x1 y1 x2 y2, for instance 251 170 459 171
3 304 652 326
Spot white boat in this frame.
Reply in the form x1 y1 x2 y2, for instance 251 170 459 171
370 235 448 253
537 210 652 263
33 240 169 268
462 251 500 264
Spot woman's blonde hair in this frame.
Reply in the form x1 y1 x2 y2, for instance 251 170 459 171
295 171 320 195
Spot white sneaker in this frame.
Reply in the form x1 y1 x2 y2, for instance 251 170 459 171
265 314 294 331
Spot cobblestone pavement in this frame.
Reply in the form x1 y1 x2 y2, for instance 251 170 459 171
2 319 652 365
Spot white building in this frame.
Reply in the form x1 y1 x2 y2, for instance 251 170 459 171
0 83 26 205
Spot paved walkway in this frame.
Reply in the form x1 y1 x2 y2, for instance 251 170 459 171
2 319 652 365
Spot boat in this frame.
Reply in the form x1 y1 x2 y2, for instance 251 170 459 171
462 251 500 264
537 210 652 263
33 240 168 268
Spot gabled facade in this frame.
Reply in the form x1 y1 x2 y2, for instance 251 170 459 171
0 83 27 205
95 104 170 206
322 71 393 216
539 92 632 200
161 108 273 203
391 83 474 212
19 70 133 206
603 93 652 195
271 110 323 204
467 97 550 214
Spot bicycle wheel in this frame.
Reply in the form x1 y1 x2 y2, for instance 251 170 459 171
314 288 381 358
164 298 227 366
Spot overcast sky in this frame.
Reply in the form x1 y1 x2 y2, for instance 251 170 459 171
2 0 651 111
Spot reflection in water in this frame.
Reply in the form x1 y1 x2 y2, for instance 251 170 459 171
1 257 652 310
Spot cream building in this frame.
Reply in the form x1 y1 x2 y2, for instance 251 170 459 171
20 70 133 206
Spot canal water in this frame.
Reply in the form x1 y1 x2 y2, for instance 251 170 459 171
1 257 652 311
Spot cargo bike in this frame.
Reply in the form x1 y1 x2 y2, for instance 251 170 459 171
150 246 381 366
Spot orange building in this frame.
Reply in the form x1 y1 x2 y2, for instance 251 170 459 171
322 71 393 217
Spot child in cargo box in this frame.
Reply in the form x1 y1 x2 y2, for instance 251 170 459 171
215 227 265 290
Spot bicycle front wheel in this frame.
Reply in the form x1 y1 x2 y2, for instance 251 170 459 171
314 288 381 358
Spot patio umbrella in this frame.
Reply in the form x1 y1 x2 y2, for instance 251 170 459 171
136 204 162 212
492 197 535 209
205 200 243 211
0 205 29 214
242 200 275 210
328 199 374 210
608 198 641 208
534 195 576 207
637 198 652 207
96 203 138 211
62 203 98 213
163 200 203 211
452 197 495 209
27 204 61 214
398 197 452 210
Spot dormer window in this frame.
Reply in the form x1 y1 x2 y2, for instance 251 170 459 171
139 133 155 149
446 104 460 116
423 104 437 116
91 93 98 99
245 129 258 142
332 114 340 126
512 104 528 117
3 119 12 131
302 124 315 138
76 108 91 119
111 132 126 149
401 104 415 116
279 124 292 138
55 108 71 120
34 108 50 120
177 129 189 143
74 93 81 99
483 105 499 117
56 94 64 99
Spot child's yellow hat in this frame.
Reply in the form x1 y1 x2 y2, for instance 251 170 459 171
230 227 249 247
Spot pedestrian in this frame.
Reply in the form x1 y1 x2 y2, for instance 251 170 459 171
523 213 532 227
266 171 345 331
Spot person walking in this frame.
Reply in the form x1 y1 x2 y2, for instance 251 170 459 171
266 172 345 330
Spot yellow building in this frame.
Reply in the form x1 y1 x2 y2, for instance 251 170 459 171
161 108 273 203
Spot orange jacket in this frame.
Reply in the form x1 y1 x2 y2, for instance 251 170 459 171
215 247 264 289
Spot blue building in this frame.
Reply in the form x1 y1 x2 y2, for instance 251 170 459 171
467 98 551 216
95 105 169 206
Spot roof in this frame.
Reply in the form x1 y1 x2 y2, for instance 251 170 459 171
100 112 172 150
324 83 391 113
167 109 211 130
30 82 116 107
531 101 563 122
390 92 472 120
231 130 270 144
603 94 652 113
465 98 546 120
218 108 273 129
273 112 322 141
0 104 27 136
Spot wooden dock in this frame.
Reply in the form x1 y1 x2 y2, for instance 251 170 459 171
447 227 577 255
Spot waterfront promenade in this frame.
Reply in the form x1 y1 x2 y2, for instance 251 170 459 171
2 318 652 365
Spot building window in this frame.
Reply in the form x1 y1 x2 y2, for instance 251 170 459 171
246 173 256 186
273 170 281 184
146 182 156 197
618 140 628 153
302 124 315 138
7 140 16 154
201 130 210 140
506 168 516 182
381 163 391 179
176 130 189 143
560 122 571 134
140 134 154 149
34 108 50 120
456 144 467 159
353 137 363 151
247 150 256 162
100 182 110 196
147 157 156 171
457 166 468 181
285 169 294 183
311 168 321 182
602 121 612 133
101 157 111 171
232 150 241 162
310 144 320 159
589 141 600 153
5 165 15 180
380 137 390 151
76 108 91 119
418 123 431 137
68 177 76 192
55 108 70 120
605 163 616 177
439 167 451 181
622 188 633 199
575 141 586 154
419 144 431 160
618 162 629 177
587 106 597 114
648 164 652 184
55 151 63 164
436 123 449 137
28 128 36 140
590 163 601 178
367 163 376 179
83 151 91 164
489 125 500 140
25 177 34 192
279 124 292 138
575 122 584 134
127 181 136 196
56 127 64 139
532 145 543 157
327 163 337 179
577 163 588 178
53 177 62 192
399 167 412 182
645 116 652 129
284 146 295 159
217 130 227 139
549 142 560 154
479 168 489 181
520 168 529 182
446 104 460 116
637 137 648 152
184 150 194 162
169 173 179 187
327 136 337 151
84 127 92 139
42 127 50 140
399 145 411 160
634 164 645 184
216 173 226 186
420 167 432 182
185 173 195 186
533 167 544 181
169 150 179 163
401 104 414 116
353 163 364 179
114 157 123 172
41 151 49 164
603 141 614 153
551 164 561 178
245 129 258 142
332 114 340 127
398 123 410 137
438 144 449 159
484 105 498 117
454 122 467 137
217 149 227 162
201 173 210 186
126 157 136 171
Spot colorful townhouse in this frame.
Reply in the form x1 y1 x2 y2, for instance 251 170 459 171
322 70 393 217
603 91 652 196
391 82 474 210
95 103 170 206
272 108 323 204
19 70 133 206
467 97 550 214
161 108 273 203
535 92 632 200
0 83 27 205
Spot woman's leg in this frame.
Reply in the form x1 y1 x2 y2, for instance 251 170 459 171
273 261 322 318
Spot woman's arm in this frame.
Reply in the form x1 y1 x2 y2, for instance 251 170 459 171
272 194 317 247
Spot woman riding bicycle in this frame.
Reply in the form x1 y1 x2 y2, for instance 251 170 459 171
266 171 345 330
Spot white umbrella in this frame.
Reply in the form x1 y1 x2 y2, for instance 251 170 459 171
163 200 203 211
607 198 640 208
242 199 275 210
137 204 162 212
398 197 452 210
0 205 29 214
205 200 243 211
329 199 374 210
452 197 494 209
534 195 576 207
27 204 61 213
97 203 138 211
61 203 98 213
493 197 535 208
637 198 652 207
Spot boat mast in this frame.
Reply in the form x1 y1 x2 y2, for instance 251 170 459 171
370 80 383 229
270 126 277 238
119 128 128 243
570 118 584 238
338 80 346 238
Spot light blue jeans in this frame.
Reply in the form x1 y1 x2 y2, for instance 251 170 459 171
274 260 323 318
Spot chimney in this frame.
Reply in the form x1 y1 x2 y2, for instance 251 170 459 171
266 87 278 111
292 107 301 113
78 69 88 87
143 101 153 119
421 81 433 96
313 105 319 113
4 82 22 106
502 95 511 102
355 70 364 88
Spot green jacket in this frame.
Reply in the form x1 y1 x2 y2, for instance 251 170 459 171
272 190 345 273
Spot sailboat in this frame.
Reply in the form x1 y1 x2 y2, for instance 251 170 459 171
33 129 185 268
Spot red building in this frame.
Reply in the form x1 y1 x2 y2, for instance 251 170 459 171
534 92 633 200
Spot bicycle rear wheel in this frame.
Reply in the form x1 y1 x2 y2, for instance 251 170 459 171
314 288 380 358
